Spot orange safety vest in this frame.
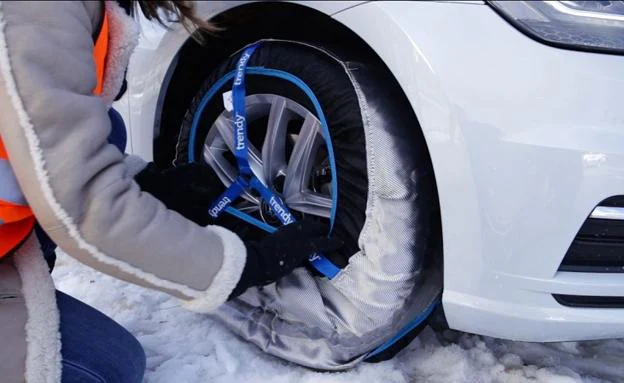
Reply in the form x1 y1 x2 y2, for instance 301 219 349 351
0 11 110 258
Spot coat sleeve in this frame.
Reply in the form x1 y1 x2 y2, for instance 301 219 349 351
0 1 246 312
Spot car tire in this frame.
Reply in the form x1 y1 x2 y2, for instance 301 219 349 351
175 41 368 268
172 39 441 369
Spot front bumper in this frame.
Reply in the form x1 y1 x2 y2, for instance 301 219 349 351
336 1 624 341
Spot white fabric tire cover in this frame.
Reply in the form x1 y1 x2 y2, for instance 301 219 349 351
174 40 442 371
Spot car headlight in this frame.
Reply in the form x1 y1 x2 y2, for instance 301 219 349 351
489 1 624 54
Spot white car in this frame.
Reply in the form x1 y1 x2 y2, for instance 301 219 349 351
116 0 624 369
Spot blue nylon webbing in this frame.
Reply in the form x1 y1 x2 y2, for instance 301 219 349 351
207 42 340 279
365 297 441 359
231 43 257 176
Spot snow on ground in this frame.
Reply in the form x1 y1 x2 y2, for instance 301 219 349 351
53 253 624 383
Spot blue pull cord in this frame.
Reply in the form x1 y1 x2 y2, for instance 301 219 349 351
207 42 340 279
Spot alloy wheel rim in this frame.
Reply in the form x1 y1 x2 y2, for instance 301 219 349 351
203 93 333 222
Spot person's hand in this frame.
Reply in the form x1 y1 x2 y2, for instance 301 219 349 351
229 220 343 299
134 162 225 226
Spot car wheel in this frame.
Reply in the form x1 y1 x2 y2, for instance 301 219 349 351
173 39 441 369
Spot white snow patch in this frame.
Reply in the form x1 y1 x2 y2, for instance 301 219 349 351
53 253 624 383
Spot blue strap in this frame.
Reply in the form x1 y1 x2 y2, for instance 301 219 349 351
208 177 248 219
225 206 278 234
248 177 294 225
306 252 341 279
207 43 259 218
231 43 259 176
206 42 340 280
365 297 441 360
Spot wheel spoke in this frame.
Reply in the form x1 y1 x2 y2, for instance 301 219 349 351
285 191 332 218
203 143 237 183
214 114 266 185
283 114 322 202
262 97 289 184
238 204 260 213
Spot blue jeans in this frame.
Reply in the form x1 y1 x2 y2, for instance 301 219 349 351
106 107 128 154
57 291 146 383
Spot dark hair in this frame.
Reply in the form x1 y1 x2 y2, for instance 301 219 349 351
132 1 218 36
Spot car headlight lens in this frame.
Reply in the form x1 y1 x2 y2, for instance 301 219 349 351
489 1 624 54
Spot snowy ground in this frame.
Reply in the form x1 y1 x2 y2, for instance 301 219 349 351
53 253 624 383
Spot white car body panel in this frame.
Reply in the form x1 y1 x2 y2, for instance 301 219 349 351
118 0 624 342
